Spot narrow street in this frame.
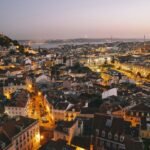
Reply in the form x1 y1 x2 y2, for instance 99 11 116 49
28 92 54 128
27 87 55 144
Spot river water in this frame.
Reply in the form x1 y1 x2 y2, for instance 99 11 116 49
30 41 106 49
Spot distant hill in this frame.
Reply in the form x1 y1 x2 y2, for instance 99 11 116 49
0 34 19 48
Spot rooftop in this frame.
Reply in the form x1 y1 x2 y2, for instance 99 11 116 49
0 116 37 149
55 120 77 135
6 89 30 107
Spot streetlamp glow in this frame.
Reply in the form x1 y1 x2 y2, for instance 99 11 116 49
28 84 32 89
40 135 44 140
38 91 42 96
35 133 40 142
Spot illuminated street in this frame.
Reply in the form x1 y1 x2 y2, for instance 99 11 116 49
28 91 54 129
0 1 150 149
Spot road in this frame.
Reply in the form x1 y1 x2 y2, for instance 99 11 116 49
28 93 54 129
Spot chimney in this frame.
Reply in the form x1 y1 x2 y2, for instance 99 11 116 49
16 116 20 121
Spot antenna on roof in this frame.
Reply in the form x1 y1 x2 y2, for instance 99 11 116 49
144 35 146 51
110 35 113 43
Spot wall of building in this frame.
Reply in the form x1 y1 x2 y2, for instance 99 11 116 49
11 121 40 150
5 106 28 117
3 85 26 98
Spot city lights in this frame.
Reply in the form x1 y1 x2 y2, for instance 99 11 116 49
0 0 150 149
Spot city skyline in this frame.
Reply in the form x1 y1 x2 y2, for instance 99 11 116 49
0 1 150 149
1 0 150 40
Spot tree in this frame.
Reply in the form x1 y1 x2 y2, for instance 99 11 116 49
19 45 25 53
9 49 16 55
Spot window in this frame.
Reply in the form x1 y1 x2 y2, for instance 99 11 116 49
20 136 22 142
112 143 117 149
63 136 66 140
31 143 33 148
27 131 29 137
106 142 110 148
101 130 105 137
16 139 19 145
78 120 82 128
96 129 99 136
106 119 112 127
146 117 150 121
141 131 144 137
118 145 125 149
114 134 118 141
108 132 112 139
147 123 150 130
120 135 124 142
100 140 104 146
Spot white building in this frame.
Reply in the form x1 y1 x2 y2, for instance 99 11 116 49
53 120 78 144
36 74 50 83
5 90 30 117
0 116 40 150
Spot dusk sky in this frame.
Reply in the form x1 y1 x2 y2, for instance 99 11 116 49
0 0 150 40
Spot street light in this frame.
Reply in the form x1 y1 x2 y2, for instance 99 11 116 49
38 91 42 96
40 135 44 140
35 133 40 142
5 93 11 99
28 84 32 89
